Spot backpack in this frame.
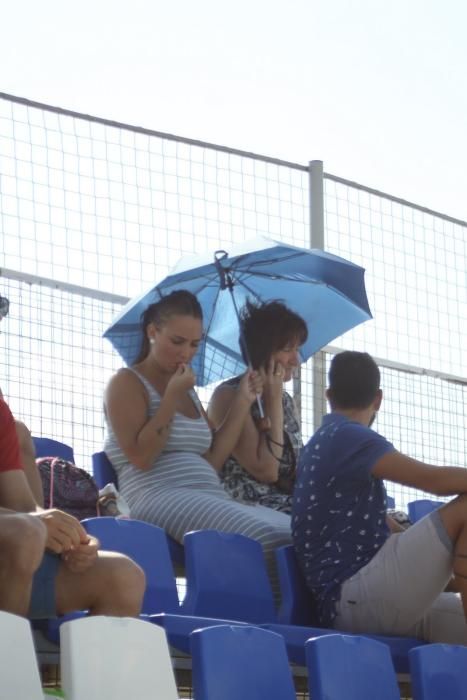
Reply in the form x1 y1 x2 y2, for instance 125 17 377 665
37 456 99 521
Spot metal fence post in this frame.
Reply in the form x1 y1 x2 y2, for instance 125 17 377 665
309 160 327 431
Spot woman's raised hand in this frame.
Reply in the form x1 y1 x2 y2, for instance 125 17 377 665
261 360 285 401
166 363 196 398
238 369 264 405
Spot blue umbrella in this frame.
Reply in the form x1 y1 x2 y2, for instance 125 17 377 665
104 237 372 387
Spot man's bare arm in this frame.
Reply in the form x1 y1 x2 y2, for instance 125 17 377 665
373 451 467 496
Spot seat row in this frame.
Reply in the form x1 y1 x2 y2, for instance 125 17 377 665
32 439 446 677
45 517 421 676
3 610 467 700
33 438 450 673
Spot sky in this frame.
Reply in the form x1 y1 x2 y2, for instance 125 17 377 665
1 0 467 222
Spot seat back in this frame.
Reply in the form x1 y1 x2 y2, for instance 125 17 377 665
306 634 400 700
92 450 118 488
407 499 444 523
83 517 179 614
276 544 318 625
33 436 74 463
191 624 296 700
409 643 467 700
181 530 277 623
0 611 44 700
61 616 179 700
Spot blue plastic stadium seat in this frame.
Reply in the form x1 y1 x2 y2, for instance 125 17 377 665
151 529 425 673
386 495 396 509
33 437 74 463
83 517 180 614
276 545 317 626
407 499 444 523
265 544 426 673
306 634 400 700
191 625 296 700
46 517 182 644
92 450 185 567
409 643 467 700
181 530 276 623
92 450 118 489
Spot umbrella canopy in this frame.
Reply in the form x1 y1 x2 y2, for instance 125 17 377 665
104 237 372 386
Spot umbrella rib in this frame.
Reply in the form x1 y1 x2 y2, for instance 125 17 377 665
236 269 322 283
231 250 305 270
235 273 370 312
198 282 225 384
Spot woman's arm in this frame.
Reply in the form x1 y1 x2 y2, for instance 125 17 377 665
207 370 283 480
104 366 194 470
204 371 263 472
208 363 287 482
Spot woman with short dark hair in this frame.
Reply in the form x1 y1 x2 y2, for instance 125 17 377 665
208 299 307 514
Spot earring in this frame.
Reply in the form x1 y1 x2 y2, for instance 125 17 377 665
149 338 155 345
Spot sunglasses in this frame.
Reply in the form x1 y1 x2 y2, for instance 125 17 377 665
0 296 10 319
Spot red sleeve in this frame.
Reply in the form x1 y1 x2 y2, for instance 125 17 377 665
0 400 23 472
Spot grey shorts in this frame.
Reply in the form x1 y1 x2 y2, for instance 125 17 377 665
334 509 467 644
29 552 61 619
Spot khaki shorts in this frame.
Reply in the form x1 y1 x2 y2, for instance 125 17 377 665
334 510 467 644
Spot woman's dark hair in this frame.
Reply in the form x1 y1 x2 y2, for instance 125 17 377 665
327 351 380 409
136 289 203 362
239 299 308 369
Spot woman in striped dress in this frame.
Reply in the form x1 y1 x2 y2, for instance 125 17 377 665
104 291 292 589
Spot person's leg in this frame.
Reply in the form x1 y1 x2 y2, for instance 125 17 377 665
437 493 467 619
408 592 466 644
55 551 145 616
334 508 460 641
0 512 46 615
15 420 44 507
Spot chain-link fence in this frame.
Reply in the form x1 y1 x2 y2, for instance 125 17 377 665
0 92 465 509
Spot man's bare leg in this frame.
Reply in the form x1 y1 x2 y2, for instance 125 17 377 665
0 512 46 615
439 494 467 619
55 551 145 617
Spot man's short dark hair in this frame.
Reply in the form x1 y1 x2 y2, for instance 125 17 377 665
328 351 380 409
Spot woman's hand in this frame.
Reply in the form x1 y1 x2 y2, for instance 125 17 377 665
237 370 264 406
261 360 285 402
165 364 196 399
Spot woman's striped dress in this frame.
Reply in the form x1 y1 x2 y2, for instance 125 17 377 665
104 369 292 589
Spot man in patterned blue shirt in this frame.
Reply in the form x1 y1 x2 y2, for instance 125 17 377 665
292 351 467 643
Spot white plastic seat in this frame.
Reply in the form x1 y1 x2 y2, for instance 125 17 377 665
0 610 45 699
60 615 179 700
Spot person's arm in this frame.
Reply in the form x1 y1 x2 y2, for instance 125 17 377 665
0 469 87 553
104 366 195 471
204 371 263 472
14 420 44 507
372 451 467 496
208 367 284 482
